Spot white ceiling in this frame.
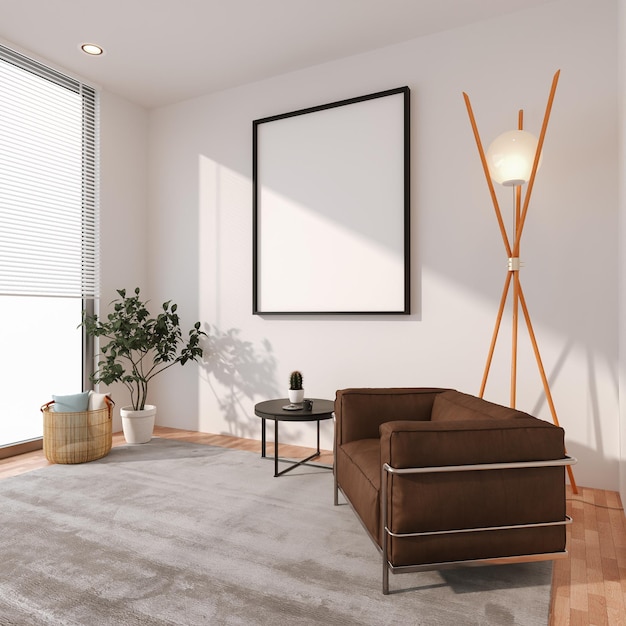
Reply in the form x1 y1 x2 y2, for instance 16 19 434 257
0 0 557 109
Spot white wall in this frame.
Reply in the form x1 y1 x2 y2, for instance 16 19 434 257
99 90 149 433
146 0 619 490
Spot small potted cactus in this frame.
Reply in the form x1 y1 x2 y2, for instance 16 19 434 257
288 370 304 404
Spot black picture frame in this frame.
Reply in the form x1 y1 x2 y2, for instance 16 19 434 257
253 86 410 315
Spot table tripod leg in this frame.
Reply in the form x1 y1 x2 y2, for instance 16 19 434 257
274 419 279 477
316 419 320 455
261 418 266 458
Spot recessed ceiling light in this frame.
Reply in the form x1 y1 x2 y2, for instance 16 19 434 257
81 43 104 56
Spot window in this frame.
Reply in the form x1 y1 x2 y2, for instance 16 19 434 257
0 44 99 449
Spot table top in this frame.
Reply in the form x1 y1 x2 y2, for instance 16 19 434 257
254 398 334 422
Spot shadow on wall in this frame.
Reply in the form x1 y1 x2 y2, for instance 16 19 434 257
529 339 618 489
488 337 618 490
200 325 279 439
565 441 620 494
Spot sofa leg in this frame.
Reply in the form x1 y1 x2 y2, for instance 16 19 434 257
383 560 390 594
382 463 390 594
333 435 339 505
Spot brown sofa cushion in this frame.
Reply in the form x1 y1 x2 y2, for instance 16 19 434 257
380 417 565 469
334 388 447 445
336 439 381 543
431 390 532 422
385 464 566 534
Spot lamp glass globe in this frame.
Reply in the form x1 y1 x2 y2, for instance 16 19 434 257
486 129 540 186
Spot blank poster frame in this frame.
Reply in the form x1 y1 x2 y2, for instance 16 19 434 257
252 86 410 315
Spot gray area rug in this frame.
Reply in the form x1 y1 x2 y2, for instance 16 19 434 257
0 439 553 625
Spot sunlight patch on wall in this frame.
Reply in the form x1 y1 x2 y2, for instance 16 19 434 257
198 154 251 329
257 186 404 312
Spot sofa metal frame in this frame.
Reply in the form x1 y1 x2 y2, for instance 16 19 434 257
379 456 576 593
332 444 576 594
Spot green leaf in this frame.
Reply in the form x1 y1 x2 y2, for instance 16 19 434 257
82 287 206 406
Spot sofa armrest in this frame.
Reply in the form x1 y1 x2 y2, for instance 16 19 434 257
334 388 448 446
379 417 565 469
380 418 569 542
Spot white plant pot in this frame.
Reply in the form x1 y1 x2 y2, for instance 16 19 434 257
120 405 157 444
288 389 304 404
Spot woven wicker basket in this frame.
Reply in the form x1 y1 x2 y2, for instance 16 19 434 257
41 397 113 464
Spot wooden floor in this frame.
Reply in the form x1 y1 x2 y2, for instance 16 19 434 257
1 427 624 625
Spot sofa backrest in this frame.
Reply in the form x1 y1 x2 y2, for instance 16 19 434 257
431 390 532 422
335 388 448 445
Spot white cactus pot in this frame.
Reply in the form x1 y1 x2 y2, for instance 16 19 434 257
288 389 305 404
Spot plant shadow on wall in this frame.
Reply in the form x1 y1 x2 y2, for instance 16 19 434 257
200 325 279 439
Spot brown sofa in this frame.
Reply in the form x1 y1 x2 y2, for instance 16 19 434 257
333 388 575 593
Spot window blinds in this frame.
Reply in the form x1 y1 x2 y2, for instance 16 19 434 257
0 43 99 298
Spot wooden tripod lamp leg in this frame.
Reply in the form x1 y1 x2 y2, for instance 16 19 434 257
514 70 560 252
463 93 512 258
518 282 578 494
480 272 512 398
511 270 520 408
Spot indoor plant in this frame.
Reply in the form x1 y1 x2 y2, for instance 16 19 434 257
288 370 304 404
81 288 206 443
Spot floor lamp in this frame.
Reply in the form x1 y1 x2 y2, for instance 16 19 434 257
462 70 578 494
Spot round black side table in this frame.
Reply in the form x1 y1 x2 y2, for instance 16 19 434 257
254 398 334 477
